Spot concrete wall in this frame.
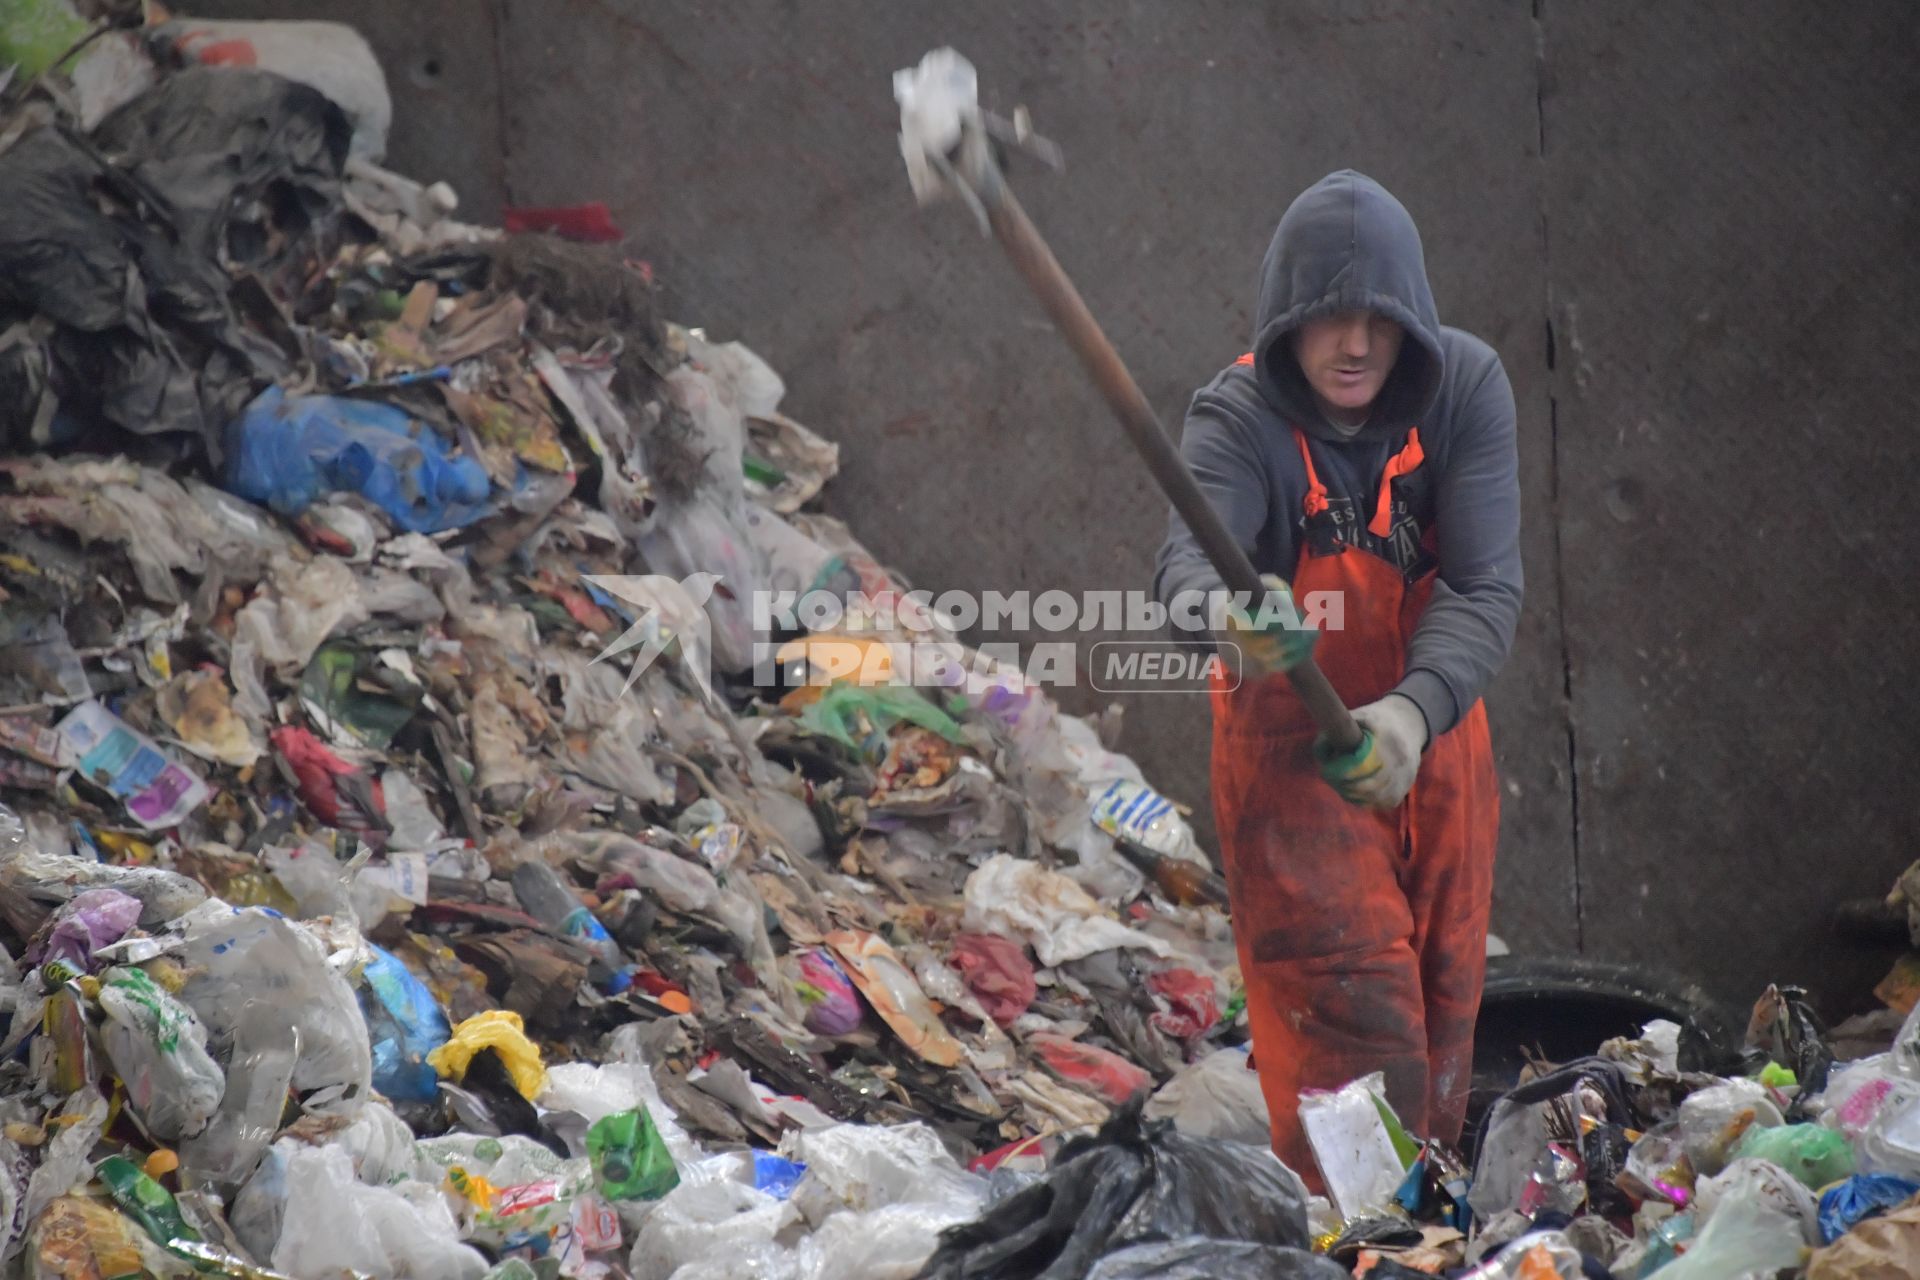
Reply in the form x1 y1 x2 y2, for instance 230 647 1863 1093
195 0 1920 1013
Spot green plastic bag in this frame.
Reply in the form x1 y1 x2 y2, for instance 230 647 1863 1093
797 683 963 759
0 0 89 78
1734 1121 1856 1189
586 1108 680 1201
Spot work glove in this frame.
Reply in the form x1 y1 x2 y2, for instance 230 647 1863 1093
1314 693 1430 808
1221 574 1317 677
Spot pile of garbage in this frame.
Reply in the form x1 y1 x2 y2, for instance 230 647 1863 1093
0 13 1281 1280
11 12 1920 1280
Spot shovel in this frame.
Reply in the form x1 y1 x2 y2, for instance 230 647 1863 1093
892 49 1363 753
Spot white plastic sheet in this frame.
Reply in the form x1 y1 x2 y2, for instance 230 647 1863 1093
961 854 1170 967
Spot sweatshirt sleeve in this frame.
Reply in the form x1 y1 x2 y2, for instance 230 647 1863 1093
1153 390 1278 641
1395 358 1525 737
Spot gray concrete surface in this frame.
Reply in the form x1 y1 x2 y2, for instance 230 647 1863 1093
195 0 1919 1013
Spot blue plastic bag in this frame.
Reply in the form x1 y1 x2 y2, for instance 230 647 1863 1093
359 943 451 1101
226 385 493 532
752 1151 806 1200
1817 1172 1920 1244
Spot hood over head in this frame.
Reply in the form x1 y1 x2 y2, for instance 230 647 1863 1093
1252 170 1444 440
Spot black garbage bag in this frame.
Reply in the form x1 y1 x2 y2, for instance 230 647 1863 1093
1085 1239 1347 1280
93 66 350 279
0 126 232 453
0 67 342 458
914 1099 1310 1280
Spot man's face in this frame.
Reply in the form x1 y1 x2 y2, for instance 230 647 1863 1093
1291 310 1404 417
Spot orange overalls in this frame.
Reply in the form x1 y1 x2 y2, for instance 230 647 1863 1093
1210 416 1500 1187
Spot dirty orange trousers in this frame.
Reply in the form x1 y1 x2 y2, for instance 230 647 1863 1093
1210 425 1499 1190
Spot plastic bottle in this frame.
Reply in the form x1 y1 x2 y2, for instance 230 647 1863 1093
586 1108 680 1202
511 861 631 992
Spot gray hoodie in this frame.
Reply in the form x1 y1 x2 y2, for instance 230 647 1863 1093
1153 170 1522 737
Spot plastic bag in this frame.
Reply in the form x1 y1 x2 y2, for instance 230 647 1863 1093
629 1180 798 1280
1085 1238 1349 1280
783 1123 984 1228
20 1088 107 1241
666 1242 805 1280
634 363 767 675
1298 1072 1408 1221
149 19 392 159
1734 1121 1856 1189
176 906 371 1114
797 684 964 759
1676 1077 1785 1176
333 1098 422 1186
793 1200 984 1280
1620 1124 1697 1207
961 854 1171 968
542 1056 699 1168
792 947 864 1036
578 830 769 962
1693 1156 1820 1244
1144 1047 1271 1147
227 385 494 533
0 838 206 928
178 1003 297 1189
429 1009 548 1100
36 888 143 973
589 1108 681 1202
270 1144 487 1279
96 964 226 1140
1807 1197 1920 1279
1817 1054 1911 1141
1653 1182 1807 1279
1818 1173 1920 1244
915 1100 1309 1279
412 1132 594 1247
1892 996 1920 1080
0 0 89 78
361 942 452 1102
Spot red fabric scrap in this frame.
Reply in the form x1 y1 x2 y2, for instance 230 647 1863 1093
1148 967 1221 1042
1029 1033 1152 1107
948 933 1036 1027
270 725 387 832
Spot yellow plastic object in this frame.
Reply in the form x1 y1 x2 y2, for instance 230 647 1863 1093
774 633 898 687
91 830 156 864
144 1148 179 1178
427 1009 548 1099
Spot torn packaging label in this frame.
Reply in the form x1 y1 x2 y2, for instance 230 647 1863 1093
56 700 210 830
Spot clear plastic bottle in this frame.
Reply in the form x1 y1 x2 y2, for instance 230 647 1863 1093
510 862 631 990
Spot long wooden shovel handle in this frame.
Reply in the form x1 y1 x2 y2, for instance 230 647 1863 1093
981 187 1364 753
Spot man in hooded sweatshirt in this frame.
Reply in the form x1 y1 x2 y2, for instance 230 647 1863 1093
1154 170 1521 1182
